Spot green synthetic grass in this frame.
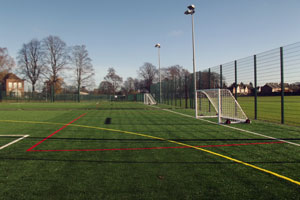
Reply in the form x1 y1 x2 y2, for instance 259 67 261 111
238 96 300 126
0 102 300 199
162 95 300 126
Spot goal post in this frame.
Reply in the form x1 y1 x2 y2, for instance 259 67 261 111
144 93 157 105
196 89 249 124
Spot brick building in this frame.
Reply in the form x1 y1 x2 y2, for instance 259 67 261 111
0 73 24 97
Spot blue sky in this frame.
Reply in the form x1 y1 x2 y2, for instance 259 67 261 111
1 0 300 86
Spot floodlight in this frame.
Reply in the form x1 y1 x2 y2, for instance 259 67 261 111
155 43 161 48
188 4 195 10
184 9 195 15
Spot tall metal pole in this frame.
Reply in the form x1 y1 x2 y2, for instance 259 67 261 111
280 47 284 124
158 47 162 104
191 14 197 118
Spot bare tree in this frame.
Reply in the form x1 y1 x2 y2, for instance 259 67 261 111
138 62 157 92
98 81 113 94
17 39 44 92
42 35 69 94
0 47 15 78
71 45 94 94
104 67 123 95
123 77 136 94
161 65 188 81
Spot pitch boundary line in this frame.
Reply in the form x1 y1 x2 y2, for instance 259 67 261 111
0 118 300 186
0 135 30 150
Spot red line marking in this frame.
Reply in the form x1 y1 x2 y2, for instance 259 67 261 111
26 113 87 151
29 141 284 152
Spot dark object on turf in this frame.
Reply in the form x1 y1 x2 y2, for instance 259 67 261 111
157 175 165 180
225 119 231 124
245 119 251 124
105 118 111 124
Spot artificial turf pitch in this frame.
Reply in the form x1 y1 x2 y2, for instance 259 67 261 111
0 102 300 199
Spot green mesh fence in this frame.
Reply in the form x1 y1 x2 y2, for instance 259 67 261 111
0 91 145 103
150 42 300 126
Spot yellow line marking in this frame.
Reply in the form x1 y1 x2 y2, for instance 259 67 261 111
0 119 300 186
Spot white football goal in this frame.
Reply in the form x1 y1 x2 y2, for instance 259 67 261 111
144 93 157 105
197 89 249 124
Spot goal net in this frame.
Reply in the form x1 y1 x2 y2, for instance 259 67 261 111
144 93 157 105
197 89 249 124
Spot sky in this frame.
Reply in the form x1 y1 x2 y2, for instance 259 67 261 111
1 0 300 88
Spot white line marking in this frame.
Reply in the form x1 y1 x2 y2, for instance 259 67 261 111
160 108 300 147
0 135 29 137
0 135 30 150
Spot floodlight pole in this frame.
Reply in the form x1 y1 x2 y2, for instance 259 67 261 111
191 14 197 118
159 48 162 103
155 44 162 103
185 5 198 118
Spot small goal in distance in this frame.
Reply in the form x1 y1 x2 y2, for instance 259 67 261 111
196 89 250 124
144 93 157 105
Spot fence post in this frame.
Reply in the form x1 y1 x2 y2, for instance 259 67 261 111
179 77 182 107
167 80 170 105
220 65 222 89
0 83 2 102
208 68 211 89
208 68 211 112
174 77 177 107
280 47 284 124
51 84 54 102
254 55 258 120
78 87 80 103
185 75 188 108
234 60 238 100
198 71 201 90
171 79 173 106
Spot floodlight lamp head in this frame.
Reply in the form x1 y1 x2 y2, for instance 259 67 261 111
155 43 161 48
187 4 195 10
184 9 195 15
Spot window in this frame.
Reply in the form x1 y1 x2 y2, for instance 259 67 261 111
8 82 12 88
13 82 17 88
18 82 22 88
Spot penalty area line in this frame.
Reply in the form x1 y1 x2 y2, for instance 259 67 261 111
0 135 30 150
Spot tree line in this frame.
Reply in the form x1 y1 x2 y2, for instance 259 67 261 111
97 63 190 96
0 35 94 95
1 36 192 96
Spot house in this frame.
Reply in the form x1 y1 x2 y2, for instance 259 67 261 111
0 73 24 97
229 83 253 95
261 83 292 95
79 87 89 95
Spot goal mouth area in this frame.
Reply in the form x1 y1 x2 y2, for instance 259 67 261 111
196 89 249 124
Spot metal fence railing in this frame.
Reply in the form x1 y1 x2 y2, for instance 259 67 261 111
0 91 145 103
151 42 300 126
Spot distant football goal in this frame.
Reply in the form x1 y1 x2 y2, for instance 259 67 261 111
144 93 157 105
197 89 249 124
